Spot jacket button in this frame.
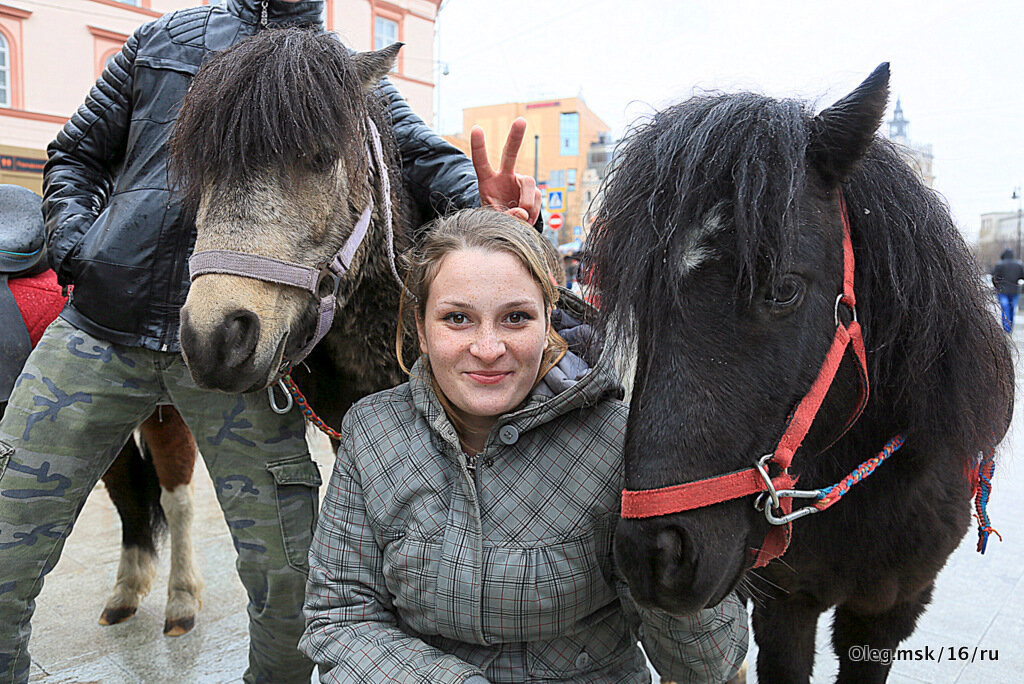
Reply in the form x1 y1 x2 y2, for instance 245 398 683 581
575 651 591 669
498 425 519 445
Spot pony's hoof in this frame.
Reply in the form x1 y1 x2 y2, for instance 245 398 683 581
163 616 196 636
98 606 138 626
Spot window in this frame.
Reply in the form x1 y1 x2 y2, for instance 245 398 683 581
0 32 8 108
116 0 142 5
567 168 576 192
374 16 398 49
559 112 579 156
374 16 399 72
549 169 566 188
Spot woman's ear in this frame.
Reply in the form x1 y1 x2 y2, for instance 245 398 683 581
416 314 428 356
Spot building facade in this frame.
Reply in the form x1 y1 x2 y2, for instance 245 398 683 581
977 210 1024 272
884 97 935 188
0 0 439 193
444 97 611 246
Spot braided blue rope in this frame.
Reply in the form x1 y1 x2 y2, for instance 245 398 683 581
974 449 1000 554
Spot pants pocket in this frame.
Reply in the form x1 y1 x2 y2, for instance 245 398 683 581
266 458 322 573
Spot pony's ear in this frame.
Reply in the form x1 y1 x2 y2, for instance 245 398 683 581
808 62 890 186
351 43 403 91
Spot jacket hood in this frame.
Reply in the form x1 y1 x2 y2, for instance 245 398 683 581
409 289 623 447
1002 249 1015 260
228 0 324 27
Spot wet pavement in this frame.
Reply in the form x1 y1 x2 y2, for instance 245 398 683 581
24 329 1024 683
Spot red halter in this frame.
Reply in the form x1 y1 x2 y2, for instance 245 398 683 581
620 191 869 568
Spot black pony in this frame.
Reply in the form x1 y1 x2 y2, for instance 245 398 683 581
588 64 1012 683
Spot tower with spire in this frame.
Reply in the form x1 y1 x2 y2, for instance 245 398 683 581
884 97 934 188
888 97 910 140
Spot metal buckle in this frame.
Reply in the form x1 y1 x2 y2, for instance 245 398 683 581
834 293 857 326
315 263 343 299
754 453 822 525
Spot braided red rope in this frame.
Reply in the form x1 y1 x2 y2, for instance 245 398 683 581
280 373 343 441
971 449 1001 554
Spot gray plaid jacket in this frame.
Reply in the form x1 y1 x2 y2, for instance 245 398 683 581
300 309 748 684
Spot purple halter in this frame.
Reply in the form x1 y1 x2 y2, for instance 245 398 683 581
187 117 397 374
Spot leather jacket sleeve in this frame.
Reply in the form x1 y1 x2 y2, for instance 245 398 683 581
375 78 481 221
42 29 140 286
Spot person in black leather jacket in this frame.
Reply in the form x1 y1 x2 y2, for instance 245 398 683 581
0 2 539 683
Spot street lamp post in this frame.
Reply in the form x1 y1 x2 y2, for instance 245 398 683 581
1014 186 1023 259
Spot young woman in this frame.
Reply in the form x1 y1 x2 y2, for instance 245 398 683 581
300 209 748 683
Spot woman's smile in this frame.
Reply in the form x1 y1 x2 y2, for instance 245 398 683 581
464 370 513 385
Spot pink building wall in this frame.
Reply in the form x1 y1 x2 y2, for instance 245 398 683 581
0 0 439 192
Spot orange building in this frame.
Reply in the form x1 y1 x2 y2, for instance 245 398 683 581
445 97 611 245
0 0 441 193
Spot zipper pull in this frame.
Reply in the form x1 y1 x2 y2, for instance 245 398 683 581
260 0 268 28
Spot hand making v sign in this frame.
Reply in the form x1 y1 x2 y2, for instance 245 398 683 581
470 117 542 226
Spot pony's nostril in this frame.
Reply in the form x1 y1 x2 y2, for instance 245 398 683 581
654 526 695 589
656 527 684 565
221 309 260 369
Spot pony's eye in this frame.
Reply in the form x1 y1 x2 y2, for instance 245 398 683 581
766 276 805 313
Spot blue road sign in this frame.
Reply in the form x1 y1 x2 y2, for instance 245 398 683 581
547 189 565 211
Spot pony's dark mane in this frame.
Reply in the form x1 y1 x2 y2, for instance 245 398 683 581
171 27 381 206
845 139 1012 457
590 91 1012 462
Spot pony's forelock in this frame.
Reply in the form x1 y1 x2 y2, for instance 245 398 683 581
170 27 377 206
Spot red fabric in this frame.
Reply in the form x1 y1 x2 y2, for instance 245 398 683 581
7 270 68 347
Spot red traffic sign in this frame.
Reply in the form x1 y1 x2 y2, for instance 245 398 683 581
548 214 563 230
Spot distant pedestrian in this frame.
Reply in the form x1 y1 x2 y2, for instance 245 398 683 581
991 249 1024 332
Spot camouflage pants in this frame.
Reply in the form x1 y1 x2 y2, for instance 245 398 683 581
0 317 319 684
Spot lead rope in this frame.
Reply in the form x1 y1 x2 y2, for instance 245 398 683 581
971 448 1001 553
364 118 415 302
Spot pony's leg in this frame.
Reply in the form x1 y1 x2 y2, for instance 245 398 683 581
752 597 821 684
141 407 203 636
832 585 933 684
98 434 164 625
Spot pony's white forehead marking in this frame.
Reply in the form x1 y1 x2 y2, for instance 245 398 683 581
678 212 723 276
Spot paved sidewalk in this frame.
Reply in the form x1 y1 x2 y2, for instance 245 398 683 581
24 333 1024 683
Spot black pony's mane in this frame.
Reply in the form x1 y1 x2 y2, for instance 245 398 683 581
171 27 383 205
590 92 1012 461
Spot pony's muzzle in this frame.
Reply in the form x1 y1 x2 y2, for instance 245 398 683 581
180 306 275 393
614 514 745 615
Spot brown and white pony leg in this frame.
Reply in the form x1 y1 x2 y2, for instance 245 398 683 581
99 435 164 625
141 407 203 636
160 481 203 635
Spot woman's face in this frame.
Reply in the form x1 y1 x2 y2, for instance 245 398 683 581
417 248 549 435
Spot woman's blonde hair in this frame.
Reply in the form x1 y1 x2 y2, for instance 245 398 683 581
396 209 568 439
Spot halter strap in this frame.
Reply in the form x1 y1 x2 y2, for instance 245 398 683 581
620 190 871 567
188 117 394 369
